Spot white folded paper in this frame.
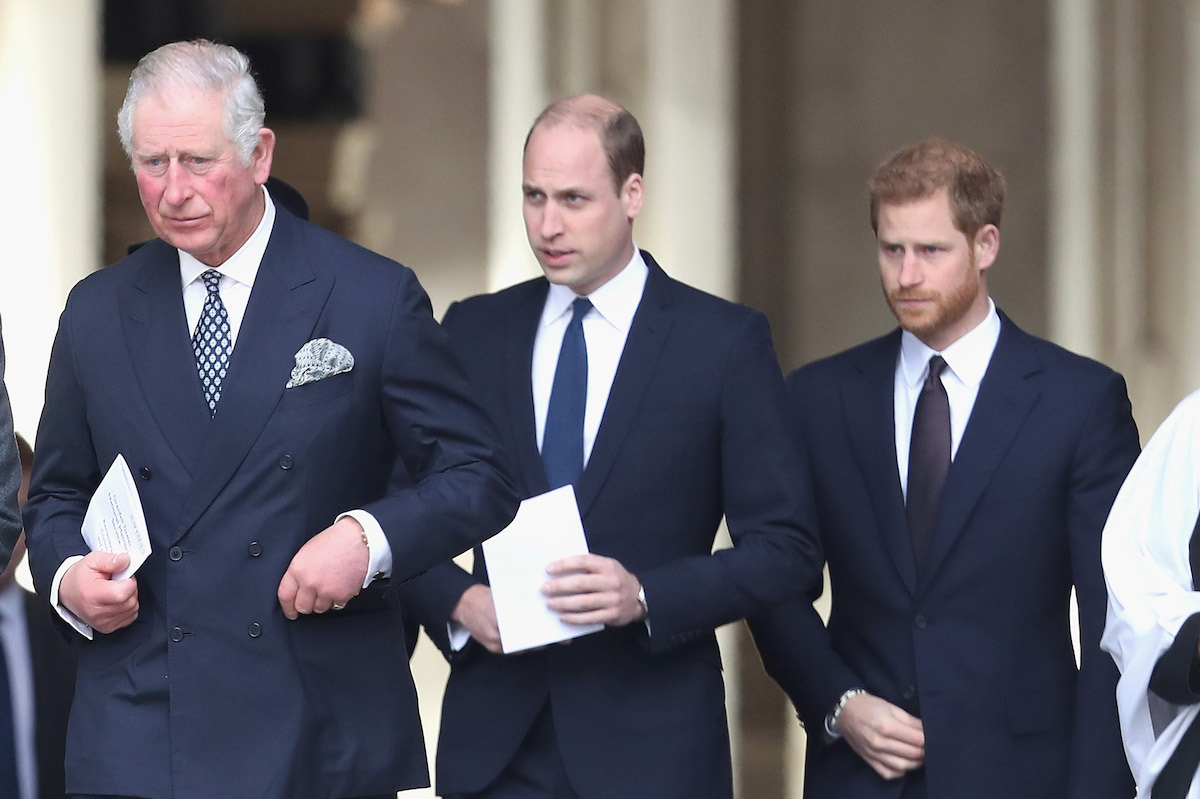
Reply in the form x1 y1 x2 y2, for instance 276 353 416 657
81 454 151 581
482 485 603 653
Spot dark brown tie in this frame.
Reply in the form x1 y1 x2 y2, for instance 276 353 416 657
907 356 950 568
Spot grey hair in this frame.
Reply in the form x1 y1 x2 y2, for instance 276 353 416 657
117 39 265 166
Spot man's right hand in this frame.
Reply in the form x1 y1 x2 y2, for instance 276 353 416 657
835 692 925 780
451 583 502 653
59 552 139 634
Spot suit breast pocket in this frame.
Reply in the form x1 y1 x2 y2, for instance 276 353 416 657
275 371 355 412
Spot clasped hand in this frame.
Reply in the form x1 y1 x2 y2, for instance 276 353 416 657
836 692 925 780
450 553 645 655
277 516 370 619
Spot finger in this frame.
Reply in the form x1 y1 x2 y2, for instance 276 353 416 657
556 607 618 626
545 589 614 613
541 574 602 597
545 554 599 575
277 574 299 620
293 585 317 616
881 719 926 747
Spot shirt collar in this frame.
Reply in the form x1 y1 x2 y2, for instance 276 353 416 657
179 185 277 290
540 248 649 333
899 298 1000 389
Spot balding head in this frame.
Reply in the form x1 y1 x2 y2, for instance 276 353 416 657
525 94 645 195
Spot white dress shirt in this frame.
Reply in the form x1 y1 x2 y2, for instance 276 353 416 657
532 250 649 463
0 582 35 799
449 248 649 651
52 186 391 636
894 299 1001 497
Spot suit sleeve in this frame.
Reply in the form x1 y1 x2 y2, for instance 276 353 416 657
633 312 824 653
0 317 23 570
746 365 866 731
1065 370 1140 799
360 272 520 586
24 293 98 597
391 299 496 658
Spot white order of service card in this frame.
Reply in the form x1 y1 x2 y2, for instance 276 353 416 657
81 453 151 582
482 485 604 653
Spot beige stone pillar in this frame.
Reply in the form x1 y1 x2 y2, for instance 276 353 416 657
487 0 548 291
0 0 99 439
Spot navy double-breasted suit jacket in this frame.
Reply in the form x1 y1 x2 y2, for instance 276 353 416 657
751 312 1139 799
400 253 822 798
23 205 519 799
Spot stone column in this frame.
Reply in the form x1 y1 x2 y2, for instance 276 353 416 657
0 0 100 438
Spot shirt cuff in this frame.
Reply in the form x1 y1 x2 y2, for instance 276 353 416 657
448 621 471 652
338 506 393 587
50 555 94 639
337 510 392 589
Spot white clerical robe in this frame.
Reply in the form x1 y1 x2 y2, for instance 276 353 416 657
1103 388 1200 797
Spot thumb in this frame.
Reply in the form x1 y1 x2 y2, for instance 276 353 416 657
88 551 130 575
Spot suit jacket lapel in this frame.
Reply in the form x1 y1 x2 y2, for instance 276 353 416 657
922 313 1040 580
122 241 212 472
172 212 333 542
575 255 673 517
504 282 552 497
843 332 920 595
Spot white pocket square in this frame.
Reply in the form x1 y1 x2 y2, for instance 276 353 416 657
285 338 354 389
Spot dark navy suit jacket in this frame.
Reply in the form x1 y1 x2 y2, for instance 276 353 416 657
23 206 518 799
400 253 822 798
751 312 1139 799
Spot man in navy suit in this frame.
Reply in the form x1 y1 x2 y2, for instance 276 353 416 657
750 138 1140 799
23 40 518 799
398 95 821 798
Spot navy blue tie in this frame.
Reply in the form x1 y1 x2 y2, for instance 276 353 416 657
0 613 18 799
542 298 592 489
907 355 950 568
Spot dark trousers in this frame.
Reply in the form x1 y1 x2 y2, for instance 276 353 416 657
446 703 580 799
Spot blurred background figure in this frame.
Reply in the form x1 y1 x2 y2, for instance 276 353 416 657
0 432 76 799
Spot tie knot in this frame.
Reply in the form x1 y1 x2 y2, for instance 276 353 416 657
927 355 947 381
571 297 593 321
201 269 223 294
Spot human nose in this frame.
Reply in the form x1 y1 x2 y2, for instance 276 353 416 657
897 251 922 287
539 203 563 239
161 160 192 207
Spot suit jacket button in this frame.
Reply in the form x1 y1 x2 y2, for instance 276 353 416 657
902 685 917 701
279 454 294 470
248 622 262 638
169 546 183 561
139 466 151 480
248 541 263 557
914 615 928 630
170 626 184 643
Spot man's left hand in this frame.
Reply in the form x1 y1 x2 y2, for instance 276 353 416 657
278 517 369 619
543 553 644 627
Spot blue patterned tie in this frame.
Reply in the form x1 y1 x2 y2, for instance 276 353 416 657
192 269 232 417
0 612 18 799
542 298 592 489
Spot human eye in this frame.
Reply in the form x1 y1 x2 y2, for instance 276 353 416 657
523 188 545 203
137 156 168 177
184 154 214 174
